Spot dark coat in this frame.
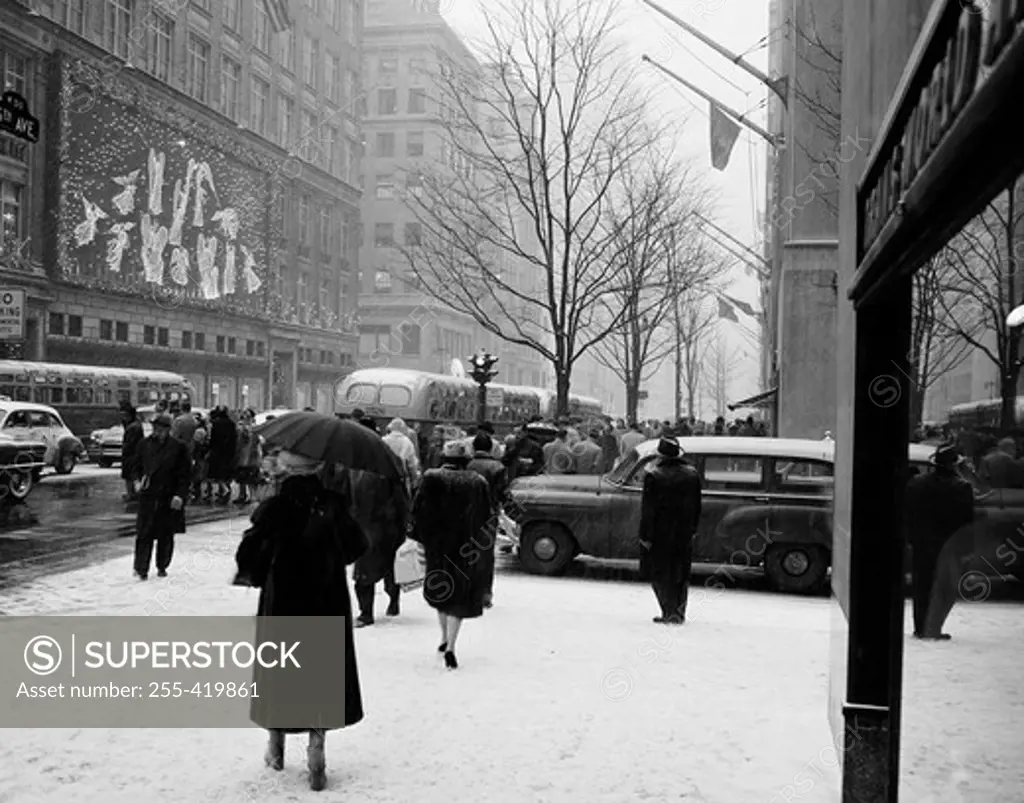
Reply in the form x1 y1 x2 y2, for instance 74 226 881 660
466 452 508 513
120 418 144 480
978 450 1024 489
207 416 238 480
905 470 975 557
638 458 702 582
235 475 367 733
411 466 493 618
137 434 191 502
350 469 410 586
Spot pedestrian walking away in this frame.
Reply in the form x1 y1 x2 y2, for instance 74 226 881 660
133 413 190 581
411 440 494 669
638 437 702 624
350 466 410 627
466 432 508 609
233 451 369 792
904 443 975 640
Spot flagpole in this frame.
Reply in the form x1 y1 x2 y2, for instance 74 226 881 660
641 56 782 147
694 212 772 272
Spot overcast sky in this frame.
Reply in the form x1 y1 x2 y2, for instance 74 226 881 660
442 0 771 417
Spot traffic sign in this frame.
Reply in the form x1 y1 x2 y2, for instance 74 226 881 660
485 386 504 407
0 288 26 340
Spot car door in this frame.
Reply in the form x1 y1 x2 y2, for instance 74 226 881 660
2 409 33 445
28 410 58 463
603 455 659 558
766 457 834 557
693 453 771 565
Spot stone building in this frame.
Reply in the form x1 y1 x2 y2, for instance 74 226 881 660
2 0 363 412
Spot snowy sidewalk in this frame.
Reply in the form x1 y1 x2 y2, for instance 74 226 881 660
0 521 858 801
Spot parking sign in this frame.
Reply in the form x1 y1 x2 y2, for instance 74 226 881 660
0 289 26 341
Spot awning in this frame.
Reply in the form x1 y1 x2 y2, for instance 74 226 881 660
263 0 292 32
728 387 777 411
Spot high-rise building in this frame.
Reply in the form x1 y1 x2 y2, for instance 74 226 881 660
1 0 363 413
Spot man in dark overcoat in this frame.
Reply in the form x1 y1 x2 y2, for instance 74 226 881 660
133 413 190 580
638 437 702 624
466 432 508 608
120 401 144 503
351 465 409 627
905 443 975 639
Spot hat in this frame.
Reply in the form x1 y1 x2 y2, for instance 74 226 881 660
118 400 135 414
387 417 407 434
932 444 959 466
442 440 467 460
152 413 173 428
657 437 681 458
352 408 365 419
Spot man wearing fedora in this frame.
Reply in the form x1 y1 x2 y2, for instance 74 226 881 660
638 437 702 624
905 442 974 639
133 413 191 580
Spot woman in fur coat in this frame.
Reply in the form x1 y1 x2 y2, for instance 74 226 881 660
234 451 368 792
410 440 493 669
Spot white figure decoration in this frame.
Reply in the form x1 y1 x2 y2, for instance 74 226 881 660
140 214 169 284
168 159 197 247
147 149 165 215
213 208 239 295
105 222 135 272
196 233 220 299
240 245 262 294
111 170 141 216
192 162 215 228
73 196 109 246
169 246 190 285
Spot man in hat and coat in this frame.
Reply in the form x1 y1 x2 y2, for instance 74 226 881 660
120 401 144 503
638 437 702 624
133 413 191 580
466 432 508 609
904 443 975 639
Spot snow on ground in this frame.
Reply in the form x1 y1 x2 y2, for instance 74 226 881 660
0 520 1019 802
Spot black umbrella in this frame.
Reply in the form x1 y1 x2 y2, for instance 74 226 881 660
254 411 402 481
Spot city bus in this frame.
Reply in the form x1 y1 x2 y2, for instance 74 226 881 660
334 368 604 435
0 361 195 437
947 397 1024 430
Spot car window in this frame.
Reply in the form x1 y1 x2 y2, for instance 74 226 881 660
28 411 51 428
624 456 658 488
702 455 765 491
607 448 640 483
773 459 834 494
4 410 30 428
48 412 66 429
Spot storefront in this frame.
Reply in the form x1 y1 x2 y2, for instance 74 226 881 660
833 1 1024 799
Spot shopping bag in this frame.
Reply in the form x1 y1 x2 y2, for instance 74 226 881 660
393 539 426 587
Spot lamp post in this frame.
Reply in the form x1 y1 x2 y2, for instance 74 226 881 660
468 351 499 427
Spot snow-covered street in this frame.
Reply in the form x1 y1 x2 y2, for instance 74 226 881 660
0 519 1020 802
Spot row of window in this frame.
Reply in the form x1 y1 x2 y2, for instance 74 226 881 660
373 87 428 116
274 193 351 252
370 222 421 247
372 130 425 158
272 270 348 315
358 323 421 356
297 347 355 367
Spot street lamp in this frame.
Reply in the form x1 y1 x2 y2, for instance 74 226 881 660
468 351 499 426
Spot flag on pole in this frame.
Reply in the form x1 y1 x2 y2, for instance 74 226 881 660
262 0 292 32
709 103 741 171
724 294 758 317
718 298 739 322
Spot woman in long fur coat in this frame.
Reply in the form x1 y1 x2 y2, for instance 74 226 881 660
410 440 493 669
234 452 368 792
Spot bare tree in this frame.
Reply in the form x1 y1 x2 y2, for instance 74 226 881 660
703 333 745 419
399 0 658 417
674 286 718 421
935 178 1024 430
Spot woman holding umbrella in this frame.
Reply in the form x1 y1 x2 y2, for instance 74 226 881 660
410 440 493 669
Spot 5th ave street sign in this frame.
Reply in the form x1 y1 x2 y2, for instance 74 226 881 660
0 92 39 144
0 289 26 341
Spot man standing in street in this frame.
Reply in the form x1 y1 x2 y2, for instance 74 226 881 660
543 428 576 474
620 422 646 456
638 437 702 624
574 429 605 475
904 443 975 639
120 401 144 504
133 413 190 580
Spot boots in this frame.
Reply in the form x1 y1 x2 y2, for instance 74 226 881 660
307 730 326 791
386 589 400 617
264 729 284 771
354 584 374 627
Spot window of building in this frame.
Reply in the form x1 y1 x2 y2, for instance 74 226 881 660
1 51 27 97
407 130 424 156
253 3 271 52
379 57 398 74
145 13 174 83
220 56 241 120
373 223 394 247
320 205 332 252
375 176 394 200
397 321 421 355
298 195 310 244
49 313 65 336
158 327 169 346
180 330 192 349
256 341 265 357
192 0 211 12
374 270 392 293
406 172 423 196
278 29 295 72
359 325 392 355
409 58 426 78
327 126 344 177
303 37 318 88
408 87 426 114
251 78 269 136
300 109 318 161
278 95 294 147
0 181 22 247
228 336 236 354
195 332 205 350
216 335 225 353
338 282 347 314
187 34 211 103
144 324 155 345
346 69 357 107
65 0 86 35
404 222 422 246
375 132 395 157
104 0 133 61
346 0 357 43
222 0 241 30
115 321 129 342
378 88 397 115
325 53 341 103
320 279 330 310
348 142 358 184
68 315 83 337
298 273 309 307
99 320 113 340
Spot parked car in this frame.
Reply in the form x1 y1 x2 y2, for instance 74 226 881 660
0 429 47 499
505 437 948 593
0 402 85 476
88 405 209 467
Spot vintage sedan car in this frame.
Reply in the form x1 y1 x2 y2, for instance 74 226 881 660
506 437 948 593
0 430 48 499
88 405 209 466
0 402 85 475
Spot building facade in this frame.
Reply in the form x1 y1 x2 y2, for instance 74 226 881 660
1 0 363 415
358 0 550 389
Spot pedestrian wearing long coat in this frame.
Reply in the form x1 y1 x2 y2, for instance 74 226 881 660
120 402 144 501
133 414 190 580
234 454 368 792
466 432 507 609
638 438 703 624
207 407 238 503
233 408 262 504
411 440 493 669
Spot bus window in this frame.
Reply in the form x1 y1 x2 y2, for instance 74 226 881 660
33 387 48 404
117 390 131 404
345 384 378 405
380 386 411 407
14 386 30 401
96 389 112 405
50 387 64 404
80 388 94 404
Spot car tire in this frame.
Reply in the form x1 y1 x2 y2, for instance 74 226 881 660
97 458 114 469
765 543 829 594
55 451 76 475
519 522 576 576
3 469 33 500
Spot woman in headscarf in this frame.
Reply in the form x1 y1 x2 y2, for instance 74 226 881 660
410 440 492 669
234 450 368 792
